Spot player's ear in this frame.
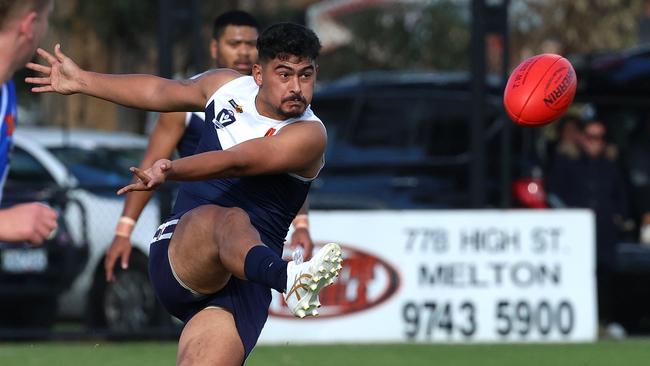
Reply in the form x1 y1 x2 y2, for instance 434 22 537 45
252 64 263 86
210 39 218 62
18 11 38 40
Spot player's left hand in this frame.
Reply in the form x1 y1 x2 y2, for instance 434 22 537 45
25 44 83 95
290 227 314 260
117 158 172 195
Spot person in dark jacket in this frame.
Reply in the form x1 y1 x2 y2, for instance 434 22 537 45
625 115 650 244
546 117 628 337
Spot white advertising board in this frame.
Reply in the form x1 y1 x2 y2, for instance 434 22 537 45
260 209 597 344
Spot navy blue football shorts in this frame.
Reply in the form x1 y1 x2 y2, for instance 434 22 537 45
148 219 272 358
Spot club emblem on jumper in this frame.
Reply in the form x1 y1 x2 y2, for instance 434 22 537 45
213 109 236 128
4 113 14 136
229 99 243 113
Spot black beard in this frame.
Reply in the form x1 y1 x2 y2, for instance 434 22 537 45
277 105 304 119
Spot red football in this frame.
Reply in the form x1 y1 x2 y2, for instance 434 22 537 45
503 53 577 126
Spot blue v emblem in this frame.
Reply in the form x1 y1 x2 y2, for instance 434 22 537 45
213 108 236 128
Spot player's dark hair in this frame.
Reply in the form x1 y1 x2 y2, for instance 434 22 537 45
212 10 259 40
0 0 50 29
257 22 321 63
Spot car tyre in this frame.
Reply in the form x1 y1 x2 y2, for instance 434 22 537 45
87 251 171 334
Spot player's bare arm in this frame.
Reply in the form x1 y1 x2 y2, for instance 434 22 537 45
290 201 314 259
118 121 326 194
172 121 325 179
125 112 188 214
25 44 240 113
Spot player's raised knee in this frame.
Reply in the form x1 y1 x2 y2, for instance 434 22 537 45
220 206 252 227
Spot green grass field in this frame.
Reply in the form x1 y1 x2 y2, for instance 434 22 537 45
1 340 650 366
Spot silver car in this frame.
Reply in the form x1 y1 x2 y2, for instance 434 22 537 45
9 127 171 332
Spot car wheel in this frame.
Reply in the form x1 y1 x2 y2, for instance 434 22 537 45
88 252 171 333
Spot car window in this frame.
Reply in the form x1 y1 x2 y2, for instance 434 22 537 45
48 147 145 187
313 96 352 128
7 147 55 184
350 95 424 149
322 95 429 163
320 91 481 162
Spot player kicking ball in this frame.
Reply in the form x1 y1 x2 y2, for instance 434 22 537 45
27 22 341 365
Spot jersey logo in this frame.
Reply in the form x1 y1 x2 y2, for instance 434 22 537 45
213 108 236 128
228 99 243 113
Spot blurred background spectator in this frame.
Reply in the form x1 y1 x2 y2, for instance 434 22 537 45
546 116 629 337
625 114 650 245
553 114 581 161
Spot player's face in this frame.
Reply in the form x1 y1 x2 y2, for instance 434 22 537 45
211 25 258 75
253 55 317 120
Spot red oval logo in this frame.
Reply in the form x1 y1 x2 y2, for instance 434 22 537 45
269 242 401 319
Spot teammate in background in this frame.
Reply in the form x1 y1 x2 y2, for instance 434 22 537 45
28 22 341 365
105 10 315 282
0 0 58 245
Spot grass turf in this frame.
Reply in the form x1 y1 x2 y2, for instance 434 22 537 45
1 340 649 366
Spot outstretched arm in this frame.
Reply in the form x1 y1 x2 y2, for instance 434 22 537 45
118 121 326 194
25 44 238 112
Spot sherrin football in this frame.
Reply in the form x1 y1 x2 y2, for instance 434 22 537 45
503 53 577 127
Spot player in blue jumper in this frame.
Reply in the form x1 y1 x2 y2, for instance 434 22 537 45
0 0 58 245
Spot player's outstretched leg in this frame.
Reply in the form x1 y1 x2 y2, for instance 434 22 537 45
284 242 343 318
170 204 343 319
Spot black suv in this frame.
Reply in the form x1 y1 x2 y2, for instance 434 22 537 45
309 71 544 210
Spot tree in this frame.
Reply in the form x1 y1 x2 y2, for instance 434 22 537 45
21 0 160 131
317 1 470 80
510 0 643 61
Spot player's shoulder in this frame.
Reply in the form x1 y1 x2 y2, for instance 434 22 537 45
193 69 244 96
195 68 241 80
281 117 326 138
289 106 323 130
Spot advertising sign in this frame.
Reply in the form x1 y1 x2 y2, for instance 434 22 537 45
261 210 596 344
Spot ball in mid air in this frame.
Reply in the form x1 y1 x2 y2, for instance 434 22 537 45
503 53 577 127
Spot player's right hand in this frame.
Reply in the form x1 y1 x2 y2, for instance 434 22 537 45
117 158 172 195
104 235 133 282
1 202 58 246
25 44 82 95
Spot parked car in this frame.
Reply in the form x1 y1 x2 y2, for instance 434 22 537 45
0 187 85 331
309 71 546 210
6 127 171 332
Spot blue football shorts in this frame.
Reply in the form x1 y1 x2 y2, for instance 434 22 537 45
148 219 272 358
